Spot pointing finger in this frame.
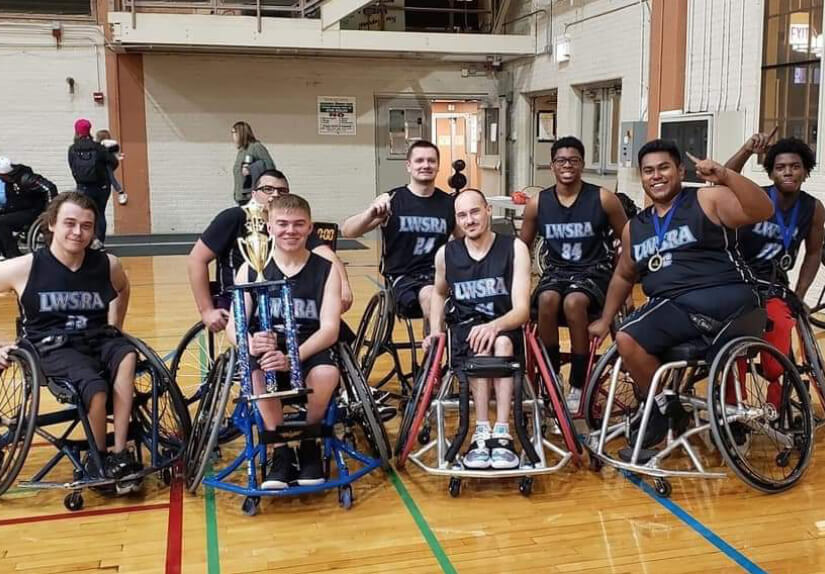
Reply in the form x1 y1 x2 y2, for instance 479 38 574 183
685 151 702 164
767 125 779 142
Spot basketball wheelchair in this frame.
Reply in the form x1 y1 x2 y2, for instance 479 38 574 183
0 328 190 511
395 321 583 497
184 277 391 516
583 304 815 497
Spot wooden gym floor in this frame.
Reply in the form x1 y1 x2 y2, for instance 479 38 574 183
0 243 823 574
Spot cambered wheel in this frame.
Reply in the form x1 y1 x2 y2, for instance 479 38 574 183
583 344 639 433
338 344 392 470
0 346 40 496
708 337 814 493
353 290 392 382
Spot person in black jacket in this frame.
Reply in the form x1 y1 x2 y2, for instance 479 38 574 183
0 157 57 258
68 118 118 245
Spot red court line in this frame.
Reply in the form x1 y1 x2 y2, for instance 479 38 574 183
0 502 169 526
165 471 184 574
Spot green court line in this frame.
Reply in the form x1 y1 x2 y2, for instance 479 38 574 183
204 466 221 574
389 469 456 574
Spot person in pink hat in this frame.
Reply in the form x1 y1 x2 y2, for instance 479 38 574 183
68 118 119 248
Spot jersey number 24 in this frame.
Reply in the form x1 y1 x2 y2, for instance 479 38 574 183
413 237 436 256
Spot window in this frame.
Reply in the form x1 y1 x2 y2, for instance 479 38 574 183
578 82 622 172
0 0 91 16
760 0 823 151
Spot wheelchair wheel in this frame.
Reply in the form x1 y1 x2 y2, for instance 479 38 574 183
353 289 393 382
339 344 391 470
170 321 230 406
532 237 547 277
583 344 639 432
185 349 236 492
0 347 40 495
708 337 814 493
394 339 437 457
129 335 192 468
25 220 46 254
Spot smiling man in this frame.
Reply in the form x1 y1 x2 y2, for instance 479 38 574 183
520 136 627 411
589 139 773 459
424 189 531 469
341 140 455 320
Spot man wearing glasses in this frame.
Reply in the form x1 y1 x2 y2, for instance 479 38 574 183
188 167 352 333
519 136 627 410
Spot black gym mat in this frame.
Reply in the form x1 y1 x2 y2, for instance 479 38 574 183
104 234 368 257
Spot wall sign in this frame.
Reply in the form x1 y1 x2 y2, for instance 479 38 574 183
318 96 356 136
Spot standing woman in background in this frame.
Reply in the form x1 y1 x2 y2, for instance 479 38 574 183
232 121 276 205
68 118 119 247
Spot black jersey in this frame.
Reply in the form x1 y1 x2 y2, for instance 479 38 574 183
200 204 322 295
537 182 612 270
739 187 817 284
19 248 117 341
445 234 515 324
629 187 747 299
381 186 455 277
249 252 332 343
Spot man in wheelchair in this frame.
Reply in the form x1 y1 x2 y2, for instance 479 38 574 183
589 139 774 460
424 189 531 470
188 166 352 334
341 140 456 320
0 156 57 259
0 192 141 486
519 137 628 411
227 194 342 489
726 134 825 397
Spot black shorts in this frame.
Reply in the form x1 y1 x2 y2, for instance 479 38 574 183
39 335 137 407
387 273 433 319
250 346 339 391
533 264 611 310
619 284 758 357
449 319 523 370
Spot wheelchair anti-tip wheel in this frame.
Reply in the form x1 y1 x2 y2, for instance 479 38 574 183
0 346 40 495
185 349 236 493
708 337 815 493
339 343 392 471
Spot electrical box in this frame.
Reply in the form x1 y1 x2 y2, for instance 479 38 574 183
620 121 648 167
659 111 744 185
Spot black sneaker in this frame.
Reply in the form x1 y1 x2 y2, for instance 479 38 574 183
262 446 298 490
83 452 107 479
297 440 325 486
104 450 136 480
629 401 669 450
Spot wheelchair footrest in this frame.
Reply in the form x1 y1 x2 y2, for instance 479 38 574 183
258 422 331 445
237 388 313 405
460 356 521 379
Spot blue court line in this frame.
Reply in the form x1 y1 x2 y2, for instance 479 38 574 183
622 471 767 573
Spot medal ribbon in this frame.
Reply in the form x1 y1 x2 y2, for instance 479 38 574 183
769 186 800 252
652 192 685 254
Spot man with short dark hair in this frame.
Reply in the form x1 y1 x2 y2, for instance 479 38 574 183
341 140 455 319
0 156 57 259
520 136 627 411
188 167 352 333
589 139 773 457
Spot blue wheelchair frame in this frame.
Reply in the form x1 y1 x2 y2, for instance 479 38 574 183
200 277 385 513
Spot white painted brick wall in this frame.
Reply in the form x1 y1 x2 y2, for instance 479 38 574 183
507 0 650 208
143 54 499 234
685 0 825 304
0 21 113 224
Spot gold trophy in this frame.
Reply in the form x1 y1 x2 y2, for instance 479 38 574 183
237 202 274 281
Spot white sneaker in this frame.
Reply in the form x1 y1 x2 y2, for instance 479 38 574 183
463 427 491 469
566 387 582 413
117 192 128 206
489 427 519 470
